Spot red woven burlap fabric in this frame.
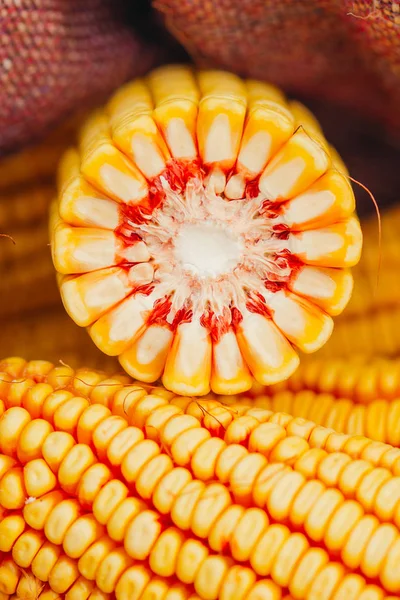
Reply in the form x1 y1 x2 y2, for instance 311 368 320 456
156 0 400 131
1 0 399 154
0 0 157 155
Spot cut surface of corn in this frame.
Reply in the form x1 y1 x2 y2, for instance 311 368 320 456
51 65 362 396
2 357 400 599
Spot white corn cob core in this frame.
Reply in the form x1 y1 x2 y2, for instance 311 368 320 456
52 65 362 396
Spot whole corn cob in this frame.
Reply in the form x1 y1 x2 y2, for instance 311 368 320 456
2 357 400 598
50 64 362 397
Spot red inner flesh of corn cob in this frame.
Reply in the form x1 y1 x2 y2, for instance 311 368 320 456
53 66 362 397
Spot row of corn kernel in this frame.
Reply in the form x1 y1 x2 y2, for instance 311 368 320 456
318 306 400 358
0 558 107 600
5 357 400 477
0 405 394 599
238 389 400 445
4 357 400 474
0 556 205 600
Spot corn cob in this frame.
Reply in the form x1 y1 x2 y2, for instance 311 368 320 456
2 358 400 597
0 312 120 373
0 184 54 230
261 357 400 400
315 203 400 358
0 112 85 192
50 64 362 397
320 309 400 358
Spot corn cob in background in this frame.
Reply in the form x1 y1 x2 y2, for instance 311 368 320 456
0 116 121 370
3 356 400 599
207 356 400 446
319 205 400 358
50 64 363 397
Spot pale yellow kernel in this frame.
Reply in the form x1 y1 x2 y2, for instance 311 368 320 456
171 428 211 467
92 416 128 460
115 565 151 600
289 548 329 598
152 467 193 515
194 555 232 600
23 490 65 530
17 419 53 463
0 514 26 552
215 445 249 484
250 524 290 576
124 510 162 560
121 439 161 483
266 471 305 521
44 499 81 545
208 505 245 553
271 532 309 588
92 480 129 525
106 427 144 466
0 466 26 509
219 565 257 600
230 507 269 562
24 458 57 497
171 480 206 531
78 537 117 581
31 542 62 582
304 489 344 542
95 548 132 594
76 405 112 446
63 515 105 559
135 454 174 500
191 437 226 481
149 527 185 577
48 554 80 594
107 497 145 542
42 431 75 473
229 453 268 505
77 463 112 509
176 539 209 584
65 576 95 600
0 407 31 457
12 529 46 568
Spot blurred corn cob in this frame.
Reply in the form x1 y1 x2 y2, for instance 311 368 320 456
320 204 400 357
0 114 85 192
2 357 400 597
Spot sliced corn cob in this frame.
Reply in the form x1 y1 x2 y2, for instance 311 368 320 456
2 358 400 598
50 64 362 396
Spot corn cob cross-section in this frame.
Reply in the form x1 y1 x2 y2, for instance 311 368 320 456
51 65 362 396
2 357 400 599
